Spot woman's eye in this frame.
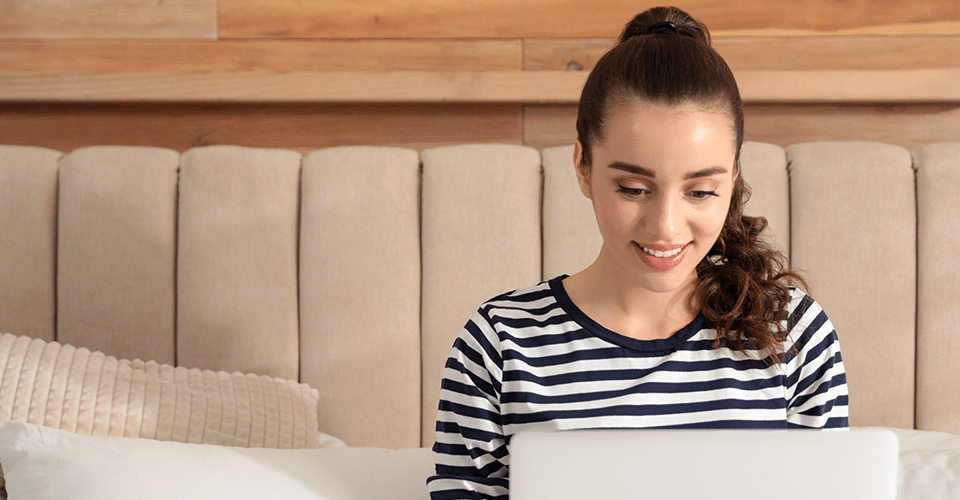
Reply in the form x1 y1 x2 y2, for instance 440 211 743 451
616 184 646 196
688 190 719 199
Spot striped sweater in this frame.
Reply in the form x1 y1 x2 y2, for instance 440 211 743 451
428 276 849 500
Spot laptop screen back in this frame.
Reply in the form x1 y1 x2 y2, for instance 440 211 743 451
510 429 898 500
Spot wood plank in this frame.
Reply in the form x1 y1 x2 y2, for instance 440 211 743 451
0 103 523 153
219 0 960 39
0 71 585 102
0 41 521 72
1 69 957 104
525 36 960 71
524 104 960 151
0 0 216 39
744 104 960 150
523 105 577 150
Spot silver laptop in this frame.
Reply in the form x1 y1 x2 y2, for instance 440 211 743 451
510 429 898 500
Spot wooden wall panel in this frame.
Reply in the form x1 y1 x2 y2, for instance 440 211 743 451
0 104 523 154
0 0 216 39
745 104 960 149
0 41 520 72
524 104 960 151
525 36 960 71
219 0 960 39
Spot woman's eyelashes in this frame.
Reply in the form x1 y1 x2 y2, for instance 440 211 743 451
688 190 719 199
615 183 719 199
616 183 648 196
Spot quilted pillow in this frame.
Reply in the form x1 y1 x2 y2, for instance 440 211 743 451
0 332 341 490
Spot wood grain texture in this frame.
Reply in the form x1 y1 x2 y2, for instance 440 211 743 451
0 41 520 72
2 69 957 103
525 36 960 71
524 104 960 150
0 103 523 153
745 104 960 149
0 0 216 39
219 0 960 39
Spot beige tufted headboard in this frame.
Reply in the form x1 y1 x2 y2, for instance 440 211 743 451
1 141 958 449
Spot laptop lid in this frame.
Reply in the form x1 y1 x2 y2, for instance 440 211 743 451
510 429 898 500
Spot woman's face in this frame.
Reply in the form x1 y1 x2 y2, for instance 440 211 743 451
575 101 738 295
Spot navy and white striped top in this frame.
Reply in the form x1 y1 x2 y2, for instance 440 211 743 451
428 276 849 500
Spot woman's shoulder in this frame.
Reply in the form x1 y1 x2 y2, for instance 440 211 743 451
782 287 840 352
477 276 564 313
784 287 827 320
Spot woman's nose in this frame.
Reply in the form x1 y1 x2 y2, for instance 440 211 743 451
647 194 679 238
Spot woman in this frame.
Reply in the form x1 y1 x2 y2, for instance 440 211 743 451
428 6 849 500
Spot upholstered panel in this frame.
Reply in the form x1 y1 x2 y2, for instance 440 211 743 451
177 146 301 380
420 144 542 445
915 142 960 434
740 142 789 257
300 147 422 448
542 145 602 279
0 146 60 342
57 147 179 365
788 142 915 429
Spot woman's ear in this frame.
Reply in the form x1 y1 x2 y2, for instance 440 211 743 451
573 139 592 200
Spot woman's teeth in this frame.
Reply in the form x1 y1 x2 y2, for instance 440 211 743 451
642 246 682 258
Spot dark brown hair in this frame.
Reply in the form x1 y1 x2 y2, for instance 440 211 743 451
576 6 806 363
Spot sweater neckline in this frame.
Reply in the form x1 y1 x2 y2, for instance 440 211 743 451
548 275 707 353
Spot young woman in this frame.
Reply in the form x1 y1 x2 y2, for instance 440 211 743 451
428 6 849 499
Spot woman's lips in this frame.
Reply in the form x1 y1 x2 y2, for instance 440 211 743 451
634 243 688 271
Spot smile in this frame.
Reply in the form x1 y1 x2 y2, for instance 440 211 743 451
634 243 688 271
640 246 683 258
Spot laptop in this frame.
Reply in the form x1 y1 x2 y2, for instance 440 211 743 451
510 429 898 500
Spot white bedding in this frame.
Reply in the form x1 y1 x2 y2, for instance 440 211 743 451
0 421 432 500
0 421 958 500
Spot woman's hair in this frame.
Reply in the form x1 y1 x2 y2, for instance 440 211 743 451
576 6 806 363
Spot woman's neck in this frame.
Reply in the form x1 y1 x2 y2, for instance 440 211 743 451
563 253 699 341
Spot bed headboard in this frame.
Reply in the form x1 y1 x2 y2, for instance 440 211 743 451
1 141 958 448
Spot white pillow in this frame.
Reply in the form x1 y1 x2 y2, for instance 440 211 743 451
881 427 960 499
0 420 432 500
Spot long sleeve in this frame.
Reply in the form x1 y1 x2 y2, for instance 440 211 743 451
428 311 509 500
783 292 850 428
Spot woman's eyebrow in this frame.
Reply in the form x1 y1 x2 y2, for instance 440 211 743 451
608 161 655 177
683 167 729 180
607 162 728 180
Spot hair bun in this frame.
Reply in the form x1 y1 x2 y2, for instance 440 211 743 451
646 21 679 35
619 6 711 45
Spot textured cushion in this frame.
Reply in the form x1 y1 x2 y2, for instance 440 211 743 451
0 421 430 500
0 332 339 489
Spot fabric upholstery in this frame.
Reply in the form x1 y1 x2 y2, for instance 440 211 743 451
3 140 960 447
0 146 59 343
914 143 960 433
541 145 603 279
57 146 179 365
740 141 790 256
788 142 916 429
176 146 301 380
300 146 422 447
420 144 543 445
